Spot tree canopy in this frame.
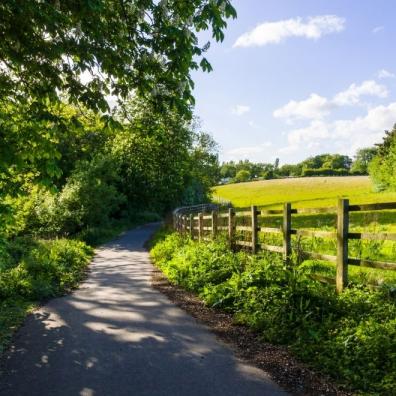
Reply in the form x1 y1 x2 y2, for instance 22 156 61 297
369 124 396 191
0 0 236 198
0 0 236 115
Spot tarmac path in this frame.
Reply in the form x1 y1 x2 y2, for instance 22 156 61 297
0 223 287 396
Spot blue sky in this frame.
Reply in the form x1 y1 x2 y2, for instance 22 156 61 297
192 0 396 165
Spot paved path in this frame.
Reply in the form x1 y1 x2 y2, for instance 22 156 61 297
0 223 287 396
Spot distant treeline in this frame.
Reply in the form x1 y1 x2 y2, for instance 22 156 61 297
220 148 377 184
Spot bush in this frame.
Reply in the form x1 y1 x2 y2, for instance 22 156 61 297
0 237 92 301
20 155 126 237
0 237 93 353
233 170 251 183
369 126 396 191
369 150 396 192
302 168 350 177
150 231 396 394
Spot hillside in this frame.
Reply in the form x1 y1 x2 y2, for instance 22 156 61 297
212 176 396 208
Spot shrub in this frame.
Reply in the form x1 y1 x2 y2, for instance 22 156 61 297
21 155 126 237
0 237 93 353
302 168 350 177
0 238 92 301
369 125 396 191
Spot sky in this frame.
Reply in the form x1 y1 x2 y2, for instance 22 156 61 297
191 0 396 165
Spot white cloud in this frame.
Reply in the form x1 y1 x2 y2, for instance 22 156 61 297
273 80 388 122
377 69 395 79
232 105 250 116
372 26 384 34
287 120 330 145
333 80 388 105
234 15 345 48
273 94 334 122
280 102 396 156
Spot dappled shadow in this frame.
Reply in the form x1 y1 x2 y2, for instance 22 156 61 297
0 223 285 396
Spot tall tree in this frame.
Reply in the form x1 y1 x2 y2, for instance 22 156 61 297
0 0 236 196
369 125 396 191
350 147 377 175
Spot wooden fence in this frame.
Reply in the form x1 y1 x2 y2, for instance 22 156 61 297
173 199 396 292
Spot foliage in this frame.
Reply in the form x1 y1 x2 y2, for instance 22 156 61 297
0 0 236 115
278 163 302 177
0 237 92 353
32 155 126 236
301 167 349 177
0 0 235 361
220 160 276 182
186 132 221 202
219 154 356 183
1 95 220 241
350 147 377 175
369 124 396 191
151 232 396 394
0 0 236 207
301 154 352 172
233 169 251 183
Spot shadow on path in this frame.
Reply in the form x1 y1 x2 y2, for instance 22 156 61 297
0 223 287 396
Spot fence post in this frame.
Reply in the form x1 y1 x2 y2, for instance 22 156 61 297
189 213 194 239
251 205 258 254
283 203 292 263
228 208 235 249
211 211 218 240
198 213 203 242
336 199 349 293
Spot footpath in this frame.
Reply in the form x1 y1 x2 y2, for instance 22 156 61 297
0 223 286 396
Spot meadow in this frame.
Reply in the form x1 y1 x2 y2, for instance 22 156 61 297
213 176 396 209
212 176 396 286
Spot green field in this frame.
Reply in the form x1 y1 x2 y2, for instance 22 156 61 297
212 176 396 286
213 176 396 209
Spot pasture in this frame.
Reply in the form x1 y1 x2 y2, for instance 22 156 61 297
213 176 396 209
211 176 396 286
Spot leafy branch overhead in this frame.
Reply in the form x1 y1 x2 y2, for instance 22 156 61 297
0 0 236 115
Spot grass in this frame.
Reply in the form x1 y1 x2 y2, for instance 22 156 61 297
213 176 396 209
211 176 396 287
150 231 396 395
0 238 93 355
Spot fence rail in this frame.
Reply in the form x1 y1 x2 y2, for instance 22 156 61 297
173 199 396 292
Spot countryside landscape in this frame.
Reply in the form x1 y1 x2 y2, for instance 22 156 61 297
1 1 395 396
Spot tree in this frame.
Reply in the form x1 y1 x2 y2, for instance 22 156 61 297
185 131 221 203
220 162 237 179
278 164 302 177
301 154 352 171
0 1 236 197
0 0 236 115
369 125 396 191
350 147 377 175
274 158 279 171
233 170 251 183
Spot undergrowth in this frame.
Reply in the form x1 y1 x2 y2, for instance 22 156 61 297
0 238 93 354
0 211 160 355
150 230 396 395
